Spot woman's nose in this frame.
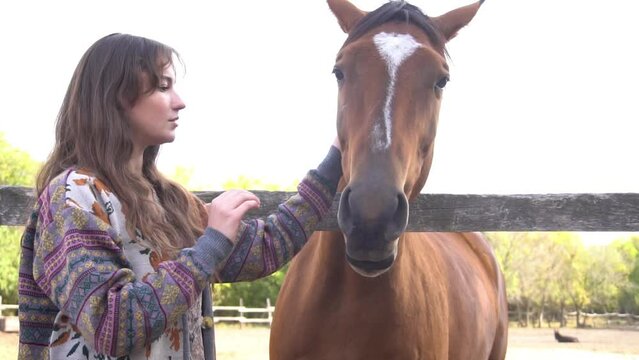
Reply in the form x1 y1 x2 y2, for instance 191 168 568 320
173 92 186 111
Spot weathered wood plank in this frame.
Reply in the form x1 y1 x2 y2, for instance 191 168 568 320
404 193 639 232
0 186 36 228
2 186 639 231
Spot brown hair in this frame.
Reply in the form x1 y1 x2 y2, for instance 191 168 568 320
37 33 205 257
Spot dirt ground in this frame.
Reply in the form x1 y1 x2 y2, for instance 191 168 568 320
506 327 639 360
2 326 639 359
0 331 17 360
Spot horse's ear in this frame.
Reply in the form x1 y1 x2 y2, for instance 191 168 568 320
328 0 367 33
431 1 483 42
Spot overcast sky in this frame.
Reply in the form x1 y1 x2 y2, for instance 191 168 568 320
2 0 638 244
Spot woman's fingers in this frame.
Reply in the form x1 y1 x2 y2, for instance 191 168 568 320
207 190 261 242
214 190 260 210
235 199 260 217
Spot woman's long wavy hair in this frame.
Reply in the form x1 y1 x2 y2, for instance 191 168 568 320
37 33 205 257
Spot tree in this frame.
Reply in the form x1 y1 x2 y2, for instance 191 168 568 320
486 232 528 325
167 165 195 189
213 266 288 308
0 133 39 186
583 245 628 313
0 133 40 307
0 227 21 305
614 237 639 313
487 232 578 327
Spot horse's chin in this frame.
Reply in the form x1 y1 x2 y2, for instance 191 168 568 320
345 242 398 278
347 261 393 277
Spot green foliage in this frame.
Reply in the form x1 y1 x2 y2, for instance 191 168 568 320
0 133 39 304
167 165 196 189
213 265 288 308
615 237 639 312
584 245 627 311
222 175 298 192
487 232 639 327
0 226 22 305
624 237 639 285
0 133 40 186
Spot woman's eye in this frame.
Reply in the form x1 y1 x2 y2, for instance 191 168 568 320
435 76 449 90
332 67 344 81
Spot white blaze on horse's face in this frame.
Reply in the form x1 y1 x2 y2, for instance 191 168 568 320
371 32 422 152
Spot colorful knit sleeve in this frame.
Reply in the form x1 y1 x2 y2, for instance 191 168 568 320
216 146 342 282
18 207 59 360
27 170 234 357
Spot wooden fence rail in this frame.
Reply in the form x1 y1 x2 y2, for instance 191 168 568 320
566 311 639 321
2 186 639 231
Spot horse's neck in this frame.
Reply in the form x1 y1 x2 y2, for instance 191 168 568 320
310 231 350 276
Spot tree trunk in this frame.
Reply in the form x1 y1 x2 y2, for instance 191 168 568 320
576 309 581 328
516 301 524 327
537 296 546 328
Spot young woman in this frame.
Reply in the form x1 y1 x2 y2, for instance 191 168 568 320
18 33 341 359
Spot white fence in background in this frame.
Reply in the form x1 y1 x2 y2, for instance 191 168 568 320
0 296 19 332
0 296 18 316
213 299 274 327
0 296 274 332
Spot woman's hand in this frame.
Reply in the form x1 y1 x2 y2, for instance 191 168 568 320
206 190 260 242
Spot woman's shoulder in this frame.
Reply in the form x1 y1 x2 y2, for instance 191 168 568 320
44 167 116 213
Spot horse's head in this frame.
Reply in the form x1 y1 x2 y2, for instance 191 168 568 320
329 0 483 277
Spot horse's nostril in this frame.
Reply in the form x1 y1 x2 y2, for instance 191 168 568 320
337 187 353 233
396 194 408 224
385 193 408 239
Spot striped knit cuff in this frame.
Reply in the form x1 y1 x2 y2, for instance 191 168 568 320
191 227 234 277
314 145 342 192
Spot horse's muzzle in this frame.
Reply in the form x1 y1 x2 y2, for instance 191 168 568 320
337 184 408 277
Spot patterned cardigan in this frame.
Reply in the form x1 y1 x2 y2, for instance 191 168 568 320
18 147 341 359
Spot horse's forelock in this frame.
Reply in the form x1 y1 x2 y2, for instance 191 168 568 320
343 1 446 52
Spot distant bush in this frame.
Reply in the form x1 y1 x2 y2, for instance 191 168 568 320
0 226 22 306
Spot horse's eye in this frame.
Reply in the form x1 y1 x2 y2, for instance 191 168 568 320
333 67 344 81
435 76 450 90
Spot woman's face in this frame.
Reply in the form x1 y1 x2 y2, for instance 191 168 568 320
128 66 185 151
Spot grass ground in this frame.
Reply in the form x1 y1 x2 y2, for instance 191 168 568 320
3 326 639 359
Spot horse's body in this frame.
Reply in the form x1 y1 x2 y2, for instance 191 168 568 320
272 231 507 359
270 1 508 359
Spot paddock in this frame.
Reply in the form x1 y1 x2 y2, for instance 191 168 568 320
4 327 639 360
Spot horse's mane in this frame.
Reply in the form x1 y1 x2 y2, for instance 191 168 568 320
343 0 446 52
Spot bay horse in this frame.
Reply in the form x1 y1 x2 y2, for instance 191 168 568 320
270 1 508 359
